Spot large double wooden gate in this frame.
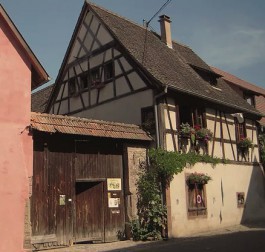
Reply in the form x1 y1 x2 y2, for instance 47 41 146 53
31 133 125 248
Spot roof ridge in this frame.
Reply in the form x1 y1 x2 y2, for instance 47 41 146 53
172 39 190 49
86 1 152 33
31 112 141 128
87 2 191 53
32 83 54 95
211 66 265 95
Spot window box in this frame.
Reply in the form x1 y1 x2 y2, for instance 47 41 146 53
186 173 211 185
186 173 211 218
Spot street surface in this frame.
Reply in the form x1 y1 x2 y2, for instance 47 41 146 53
42 225 265 252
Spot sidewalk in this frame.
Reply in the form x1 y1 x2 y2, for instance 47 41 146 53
37 224 265 252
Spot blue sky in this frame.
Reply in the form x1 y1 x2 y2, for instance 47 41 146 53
1 0 265 89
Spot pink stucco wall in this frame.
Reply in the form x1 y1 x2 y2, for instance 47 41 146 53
0 14 33 252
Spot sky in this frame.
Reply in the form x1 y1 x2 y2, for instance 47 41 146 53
1 0 265 90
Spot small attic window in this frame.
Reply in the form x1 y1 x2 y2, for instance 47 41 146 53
192 67 218 86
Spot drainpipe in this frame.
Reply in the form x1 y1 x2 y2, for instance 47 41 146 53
154 85 168 148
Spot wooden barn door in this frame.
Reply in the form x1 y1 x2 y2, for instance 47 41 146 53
75 181 104 242
104 189 125 242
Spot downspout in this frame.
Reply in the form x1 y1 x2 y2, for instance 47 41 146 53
154 85 168 148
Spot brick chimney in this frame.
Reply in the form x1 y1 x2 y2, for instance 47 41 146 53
159 15 173 49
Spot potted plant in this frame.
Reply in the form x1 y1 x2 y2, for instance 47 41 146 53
237 137 253 149
179 123 193 137
237 137 253 158
196 127 213 143
186 172 212 185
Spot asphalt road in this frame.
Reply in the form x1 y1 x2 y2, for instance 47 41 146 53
121 230 265 252
42 226 265 252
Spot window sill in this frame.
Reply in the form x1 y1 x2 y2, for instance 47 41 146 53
188 207 207 211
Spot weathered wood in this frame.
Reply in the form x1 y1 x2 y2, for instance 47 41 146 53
75 181 104 242
31 133 127 246
31 234 57 244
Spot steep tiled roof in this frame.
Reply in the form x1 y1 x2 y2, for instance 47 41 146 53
30 112 152 141
87 2 261 116
172 42 214 73
211 66 265 96
31 84 54 112
255 96 265 126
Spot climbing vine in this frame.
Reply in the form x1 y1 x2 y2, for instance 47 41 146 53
259 134 265 165
148 148 222 187
130 148 222 241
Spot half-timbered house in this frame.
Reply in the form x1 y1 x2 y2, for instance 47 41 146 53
44 1 265 238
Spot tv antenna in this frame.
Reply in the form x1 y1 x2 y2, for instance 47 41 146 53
145 0 172 27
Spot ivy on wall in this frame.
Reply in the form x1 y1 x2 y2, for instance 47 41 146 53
259 134 265 165
130 148 222 241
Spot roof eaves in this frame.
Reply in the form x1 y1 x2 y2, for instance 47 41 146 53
167 84 262 117
30 112 152 141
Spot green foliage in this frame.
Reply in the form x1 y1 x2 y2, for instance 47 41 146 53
238 137 253 149
196 127 213 142
259 134 265 165
179 123 213 143
130 148 222 241
186 172 212 185
130 167 167 241
180 123 192 135
148 148 222 187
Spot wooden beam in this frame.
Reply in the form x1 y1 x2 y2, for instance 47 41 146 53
219 111 226 159
65 87 150 116
73 66 86 109
112 48 117 97
117 58 134 92
165 98 177 151
89 23 102 52
65 41 116 72
223 112 236 160
211 109 218 157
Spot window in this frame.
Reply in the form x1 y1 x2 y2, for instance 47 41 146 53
80 73 88 90
235 119 246 142
237 192 245 208
244 94 255 107
68 77 77 96
179 106 205 128
187 182 207 217
90 68 101 87
141 107 155 134
104 61 114 81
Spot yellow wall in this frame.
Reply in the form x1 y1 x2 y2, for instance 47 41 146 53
169 163 265 237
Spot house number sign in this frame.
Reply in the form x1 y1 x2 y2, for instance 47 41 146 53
107 178 121 191
196 195 202 204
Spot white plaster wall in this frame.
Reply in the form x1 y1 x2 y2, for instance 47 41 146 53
170 162 265 237
164 98 178 151
74 89 153 125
